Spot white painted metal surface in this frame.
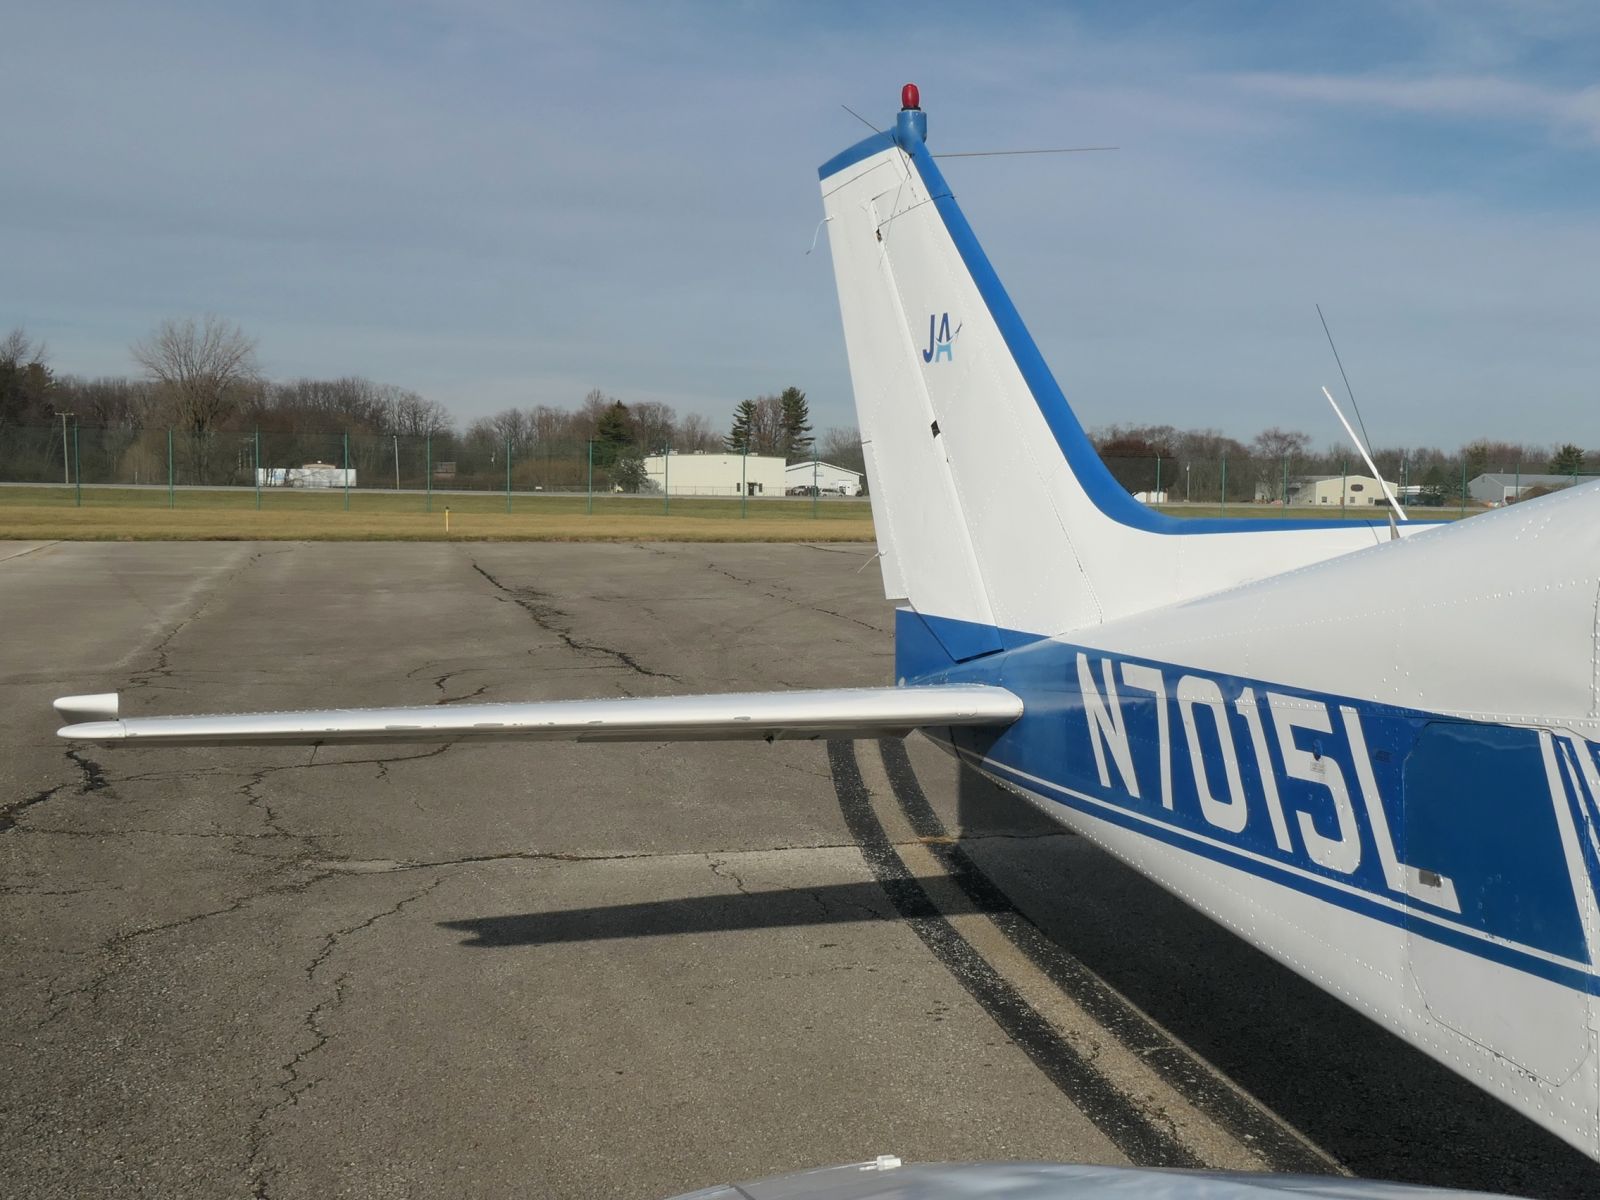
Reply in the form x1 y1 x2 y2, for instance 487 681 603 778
666 1160 1520 1199
55 686 1022 746
819 137 1434 640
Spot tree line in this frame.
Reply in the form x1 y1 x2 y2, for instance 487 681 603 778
1093 423 1595 504
19 315 1572 505
0 319 864 492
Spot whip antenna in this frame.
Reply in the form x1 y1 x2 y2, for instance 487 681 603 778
841 104 882 134
933 146 1117 158
1316 304 1376 459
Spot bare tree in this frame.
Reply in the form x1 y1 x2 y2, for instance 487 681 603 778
386 388 451 438
488 406 534 453
820 426 866 476
0 327 55 428
530 404 569 450
132 316 259 479
1 327 45 368
579 388 616 431
745 395 785 456
631 400 677 452
1251 427 1310 461
1251 427 1311 502
676 412 723 453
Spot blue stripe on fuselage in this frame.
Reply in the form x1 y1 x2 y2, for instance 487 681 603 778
901 617 1598 991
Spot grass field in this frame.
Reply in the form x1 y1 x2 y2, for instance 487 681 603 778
0 486 878 541
0 484 1473 541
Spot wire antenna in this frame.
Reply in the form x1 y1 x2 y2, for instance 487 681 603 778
841 104 882 133
933 146 1118 158
1315 304 1376 460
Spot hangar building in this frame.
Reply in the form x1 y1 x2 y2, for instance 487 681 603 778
642 452 785 497
1469 472 1583 505
784 460 863 496
1291 474 1396 507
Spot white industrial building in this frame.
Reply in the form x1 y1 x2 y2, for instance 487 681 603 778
1469 472 1582 505
641 452 786 497
1292 474 1396 507
256 462 356 488
784 460 864 496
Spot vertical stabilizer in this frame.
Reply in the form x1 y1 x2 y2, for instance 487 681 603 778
820 89 1419 661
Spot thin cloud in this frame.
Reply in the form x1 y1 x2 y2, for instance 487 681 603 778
1232 72 1600 145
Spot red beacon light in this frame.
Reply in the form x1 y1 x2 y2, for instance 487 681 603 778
901 83 920 111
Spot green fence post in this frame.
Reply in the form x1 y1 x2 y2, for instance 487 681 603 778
740 449 747 518
1515 461 1521 505
73 423 81 507
810 448 818 518
254 428 261 510
1281 456 1288 508
664 446 670 515
1154 456 1162 506
167 428 174 508
1340 456 1347 517
1220 456 1228 513
505 436 512 513
425 434 432 513
343 432 351 511
1460 460 1466 518
586 440 594 515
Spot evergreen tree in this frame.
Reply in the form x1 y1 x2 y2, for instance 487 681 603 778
1457 440 1491 501
779 386 813 459
612 450 648 492
1550 443 1586 476
725 399 756 452
594 400 633 466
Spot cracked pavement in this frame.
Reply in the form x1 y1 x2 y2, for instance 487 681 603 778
4 541 1596 1200
0 541 1079 1200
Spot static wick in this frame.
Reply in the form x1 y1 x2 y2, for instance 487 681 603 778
806 215 833 256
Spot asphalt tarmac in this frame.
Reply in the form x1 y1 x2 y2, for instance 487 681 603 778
4 541 1598 1199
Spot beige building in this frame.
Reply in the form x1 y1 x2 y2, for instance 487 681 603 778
1293 474 1396 507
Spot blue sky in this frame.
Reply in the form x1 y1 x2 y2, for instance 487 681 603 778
3 1 1597 446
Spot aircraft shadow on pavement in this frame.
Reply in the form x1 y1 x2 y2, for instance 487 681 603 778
440 879 1001 947
949 762 1600 1200
438 752 1600 1199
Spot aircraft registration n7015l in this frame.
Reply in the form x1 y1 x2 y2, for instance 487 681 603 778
55 87 1600 1159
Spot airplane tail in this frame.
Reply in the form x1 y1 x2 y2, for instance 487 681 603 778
819 92 1413 667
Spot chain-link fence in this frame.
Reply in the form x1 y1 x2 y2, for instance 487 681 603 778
5 424 1594 519
0 425 874 520
1098 452 1599 517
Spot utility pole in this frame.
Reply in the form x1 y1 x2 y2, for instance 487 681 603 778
55 412 73 485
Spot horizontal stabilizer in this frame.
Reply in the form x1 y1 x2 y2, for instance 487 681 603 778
55 686 1022 747
54 693 119 724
